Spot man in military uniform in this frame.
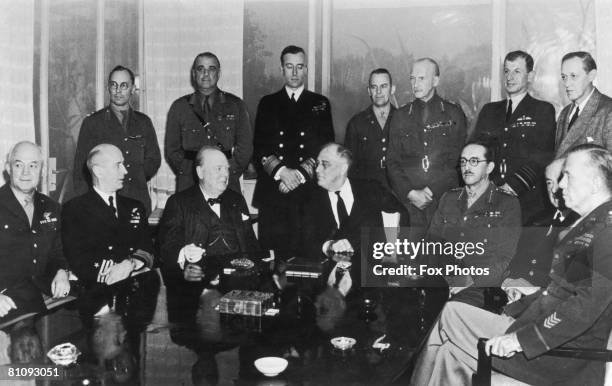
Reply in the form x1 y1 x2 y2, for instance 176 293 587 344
411 144 612 386
426 140 521 296
344 68 396 190
0 141 70 322
472 51 556 224
165 52 252 193
63 144 159 373
253 45 334 256
73 65 161 214
387 58 467 240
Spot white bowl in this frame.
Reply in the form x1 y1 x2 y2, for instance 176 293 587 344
331 336 356 351
254 357 288 377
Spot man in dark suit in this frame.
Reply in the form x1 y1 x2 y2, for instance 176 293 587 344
253 45 334 257
0 141 70 322
555 51 612 157
73 65 161 214
299 143 405 291
411 144 612 386
158 146 260 336
472 51 556 224
344 68 396 190
165 52 252 193
63 144 158 370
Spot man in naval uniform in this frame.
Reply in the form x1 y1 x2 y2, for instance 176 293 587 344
252 45 334 256
387 57 467 241
165 52 252 193
344 68 396 190
73 65 161 214
472 51 556 224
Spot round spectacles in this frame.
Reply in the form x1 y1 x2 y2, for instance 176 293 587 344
108 81 131 92
459 157 488 167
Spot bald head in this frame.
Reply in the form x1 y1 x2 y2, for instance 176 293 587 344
195 146 229 197
87 144 127 193
6 141 43 195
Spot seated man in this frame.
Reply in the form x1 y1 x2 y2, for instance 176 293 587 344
426 140 521 302
299 142 405 290
411 144 612 386
158 146 260 339
62 144 158 371
0 141 70 363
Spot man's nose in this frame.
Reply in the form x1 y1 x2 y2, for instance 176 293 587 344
292 66 298 76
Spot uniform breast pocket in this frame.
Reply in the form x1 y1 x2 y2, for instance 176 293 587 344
218 113 237 143
431 125 452 147
511 129 530 158
181 126 204 151
401 131 418 154
127 135 146 163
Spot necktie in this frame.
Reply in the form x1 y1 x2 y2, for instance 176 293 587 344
207 197 222 206
335 191 349 228
108 196 117 218
203 94 212 121
23 196 33 226
291 93 297 103
422 102 430 124
506 99 513 122
568 105 580 131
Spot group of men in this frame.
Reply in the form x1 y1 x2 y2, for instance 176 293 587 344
3 42 612 385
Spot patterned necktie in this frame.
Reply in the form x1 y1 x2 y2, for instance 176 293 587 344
108 196 117 218
23 196 33 226
335 191 349 228
506 99 513 122
568 105 580 131
291 93 297 103
203 94 211 121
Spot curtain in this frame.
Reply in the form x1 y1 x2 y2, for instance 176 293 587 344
0 0 35 186
144 0 244 210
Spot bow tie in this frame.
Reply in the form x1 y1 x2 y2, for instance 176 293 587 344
207 197 222 206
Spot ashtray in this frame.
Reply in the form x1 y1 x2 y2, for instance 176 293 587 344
254 356 288 377
330 336 356 351
231 258 255 270
47 342 81 366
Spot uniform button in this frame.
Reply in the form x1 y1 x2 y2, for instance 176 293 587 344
550 269 554 273
487 224 491 228
299 144 304 149
126 164 131 168
299 157 303 161
207 136 211 139
300 132 305 136
382 138 386 143
279 143 284 148
108 246 113 250
280 131 284 136
504 127 508 132
483 238 488 243
460 232 465 237
124 137 128 142
33 243 37 248
33 259 37 264
3 224 8 229
543 290 548 295
503 143 507 147
32 229 36 234
128 177 132 182
424 142 428 146
531 259 537 264
463 216 467 221
529 271 534 276
382 147 386 151
125 151 130 155
554 254 559 259
279 156 284 161
129 247 134 252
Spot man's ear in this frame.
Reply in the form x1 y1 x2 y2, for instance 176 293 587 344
588 69 597 83
486 161 495 175
391 84 397 95
433 76 440 88
527 70 535 84
195 165 204 180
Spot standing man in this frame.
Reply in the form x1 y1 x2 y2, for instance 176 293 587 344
165 52 252 194
0 141 70 321
344 68 396 190
555 51 612 156
427 140 521 297
411 144 612 386
472 51 556 223
63 144 159 370
73 65 161 214
253 45 334 256
387 58 467 240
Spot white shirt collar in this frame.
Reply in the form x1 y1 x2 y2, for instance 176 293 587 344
327 178 354 227
10 187 34 207
199 185 221 217
573 87 595 115
93 186 116 207
508 91 527 111
285 85 305 101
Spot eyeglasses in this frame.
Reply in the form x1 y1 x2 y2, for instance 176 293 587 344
108 81 131 92
459 157 488 167
194 66 219 75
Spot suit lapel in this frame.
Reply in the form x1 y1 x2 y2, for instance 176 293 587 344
0 185 30 227
85 191 119 228
557 89 601 154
